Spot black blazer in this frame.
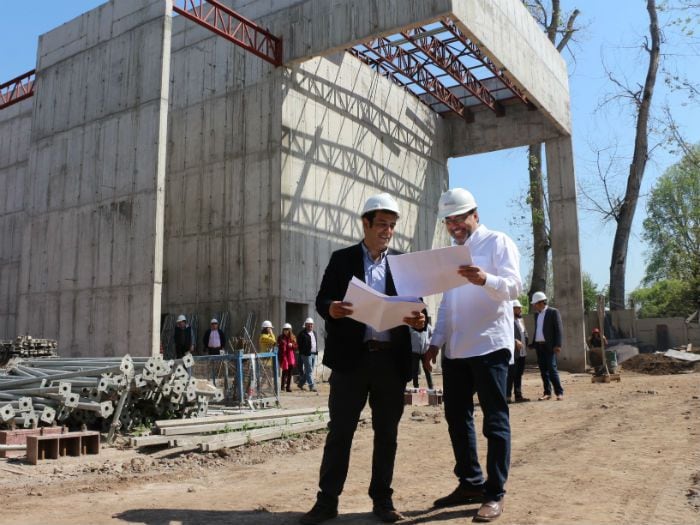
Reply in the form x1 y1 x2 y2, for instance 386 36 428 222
315 242 417 381
514 319 528 349
297 329 318 356
531 307 563 352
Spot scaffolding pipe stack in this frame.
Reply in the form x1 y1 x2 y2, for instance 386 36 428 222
0 354 222 437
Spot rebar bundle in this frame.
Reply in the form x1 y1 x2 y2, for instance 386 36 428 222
0 354 223 441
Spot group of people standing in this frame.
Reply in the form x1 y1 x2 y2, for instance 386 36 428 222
172 316 227 358
262 318 320 392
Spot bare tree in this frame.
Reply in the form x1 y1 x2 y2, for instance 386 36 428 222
608 0 661 310
523 1 580 299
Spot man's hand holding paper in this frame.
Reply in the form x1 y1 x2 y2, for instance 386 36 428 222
342 277 426 332
387 244 474 297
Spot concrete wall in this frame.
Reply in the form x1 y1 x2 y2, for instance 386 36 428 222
280 53 450 335
15 0 172 357
0 99 32 339
162 9 285 341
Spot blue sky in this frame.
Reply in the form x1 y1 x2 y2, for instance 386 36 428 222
2 1 698 297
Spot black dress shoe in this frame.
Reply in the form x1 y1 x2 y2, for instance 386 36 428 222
433 483 484 508
299 501 338 525
372 502 404 523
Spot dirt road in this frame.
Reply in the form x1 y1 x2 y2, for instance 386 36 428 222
3 367 699 525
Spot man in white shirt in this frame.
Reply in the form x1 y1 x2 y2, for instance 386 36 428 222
424 188 521 523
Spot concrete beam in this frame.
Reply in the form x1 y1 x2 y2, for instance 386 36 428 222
545 136 585 372
447 103 561 157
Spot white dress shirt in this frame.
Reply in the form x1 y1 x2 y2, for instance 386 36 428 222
534 305 548 342
430 224 522 361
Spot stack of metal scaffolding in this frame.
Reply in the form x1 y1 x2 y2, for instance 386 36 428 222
0 354 222 440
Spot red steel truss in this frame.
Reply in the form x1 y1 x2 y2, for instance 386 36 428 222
401 27 504 117
174 0 282 66
0 70 35 110
348 17 532 120
349 39 473 122
440 17 531 108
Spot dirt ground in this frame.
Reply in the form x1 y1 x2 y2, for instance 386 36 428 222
2 364 699 525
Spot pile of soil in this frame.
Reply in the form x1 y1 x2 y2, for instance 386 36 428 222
621 352 699 375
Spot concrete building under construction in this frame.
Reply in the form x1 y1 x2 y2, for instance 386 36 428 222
0 0 585 369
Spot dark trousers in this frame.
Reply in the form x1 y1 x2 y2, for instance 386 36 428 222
443 349 510 502
534 343 564 396
506 355 526 399
317 350 405 506
410 353 433 389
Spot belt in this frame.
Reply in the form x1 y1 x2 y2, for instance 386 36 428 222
366 340 393 352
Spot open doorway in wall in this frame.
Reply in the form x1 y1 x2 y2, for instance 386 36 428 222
285 302 309 335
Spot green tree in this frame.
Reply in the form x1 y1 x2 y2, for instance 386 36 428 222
629 279 696 318
642 145 700 286
581 273 601 312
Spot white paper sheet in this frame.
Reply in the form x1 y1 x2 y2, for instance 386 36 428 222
387 244 473 297
342 277 426 332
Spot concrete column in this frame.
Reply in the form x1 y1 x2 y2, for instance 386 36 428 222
545 136 585 372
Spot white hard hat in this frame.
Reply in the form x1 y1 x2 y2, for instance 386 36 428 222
283 322 292 329
261 320 273 328
176 314 187 323
438 188 478 219
512 300 522 308
531 291 547 304
210 318 219 324
304 317 314 325
361 192 400 217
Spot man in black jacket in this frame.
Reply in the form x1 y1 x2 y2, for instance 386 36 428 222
297 317 319 391
529 292 565 400
300 193 425 525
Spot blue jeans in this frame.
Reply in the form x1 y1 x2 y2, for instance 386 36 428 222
298 354 316 388
534 344 564 396
442 349 511 502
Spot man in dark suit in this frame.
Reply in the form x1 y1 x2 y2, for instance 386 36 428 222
300 193 425 525
297 317 319 391
507 300 529 403
529 291 564 400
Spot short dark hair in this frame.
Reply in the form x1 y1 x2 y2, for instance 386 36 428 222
362 209 398 226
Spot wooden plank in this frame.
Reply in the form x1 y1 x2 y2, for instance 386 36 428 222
200 419 330 452
160 413 327 435
154 407 328 430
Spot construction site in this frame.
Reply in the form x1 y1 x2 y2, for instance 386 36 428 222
0 1 699 524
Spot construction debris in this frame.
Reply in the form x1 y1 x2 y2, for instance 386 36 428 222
0 354 222 441
0 335 58 367
130 407 331 453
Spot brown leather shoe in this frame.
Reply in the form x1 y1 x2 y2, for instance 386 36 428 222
299 501 338 525
514 396 530 403
473 499 504 522
433 483 484 508
537 394 551 401
556 394 564 400
372 502 404 523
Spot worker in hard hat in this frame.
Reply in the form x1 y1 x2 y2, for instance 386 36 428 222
587 327 608 375
296 317 319 392
300 192 426 525
202 318 227 385
202 318 226 355
277 323 298 392
173 314 194 359
424 188 521 523
529 291 565 401
259 320 276 353
507 300 529 403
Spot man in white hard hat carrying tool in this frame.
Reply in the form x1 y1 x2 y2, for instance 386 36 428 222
423 188 521 523
300 193 426 525
297 318 319 392
528 291 564 401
